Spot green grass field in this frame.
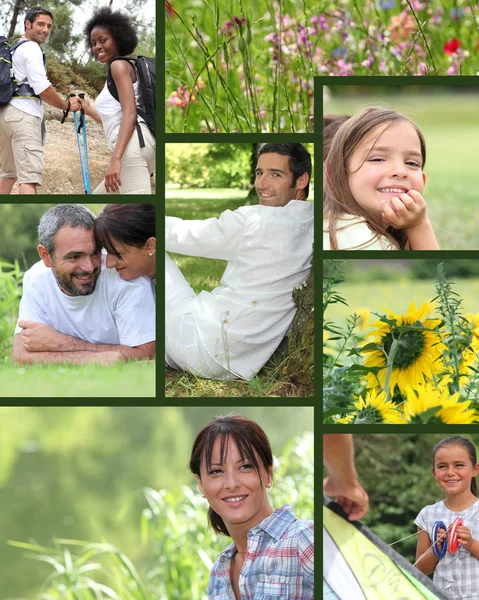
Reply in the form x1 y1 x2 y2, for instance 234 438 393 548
325 277 479 326
166 193 312 397
326 92 479 250
0 362 155 398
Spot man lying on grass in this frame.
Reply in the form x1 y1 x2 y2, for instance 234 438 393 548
12 204 156 365
165 142 313 381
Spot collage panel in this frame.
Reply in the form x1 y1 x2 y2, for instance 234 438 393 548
0 1 156 196
322 79 479 251
0 203 156 398
165 141 315 398
323 258 479 424
2 405 313 598
323 433 479 599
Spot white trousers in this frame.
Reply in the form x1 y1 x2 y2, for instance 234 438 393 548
165 253 233 379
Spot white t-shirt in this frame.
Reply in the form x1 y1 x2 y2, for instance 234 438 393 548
166 200 314 380
95 69 143 147
10 39 50 119
323 215 393 250
14 256 156 347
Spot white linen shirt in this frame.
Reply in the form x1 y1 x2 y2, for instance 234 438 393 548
415 499 479 600
10 40 50 119
14 256 156 347
166 200 313 380
323 215 393 250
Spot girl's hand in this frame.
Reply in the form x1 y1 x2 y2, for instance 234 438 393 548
436 527 446 551
457 525 477 550
105 157 122 193
381 189 427 230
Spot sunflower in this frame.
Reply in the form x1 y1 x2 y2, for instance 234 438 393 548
442 314 479 386
337 389 405 424
362 301 446 393
402 384 478 424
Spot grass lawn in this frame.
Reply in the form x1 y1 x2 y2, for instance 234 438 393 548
326 93 479 250
166 193 313 397
0 361 155 398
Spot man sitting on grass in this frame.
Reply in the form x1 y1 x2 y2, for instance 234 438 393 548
166 142 313 381
12 204 156 365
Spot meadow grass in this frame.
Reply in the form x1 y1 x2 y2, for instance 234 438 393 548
166 193 312 397
0 361 155 398
326 93 479 250
325 277 479 325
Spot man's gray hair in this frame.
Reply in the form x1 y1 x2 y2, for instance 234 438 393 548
38 204 96 255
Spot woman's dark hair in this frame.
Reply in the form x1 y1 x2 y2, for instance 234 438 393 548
94 204 155 258
432 436 478 496
83 7 138 56
189 415 273 536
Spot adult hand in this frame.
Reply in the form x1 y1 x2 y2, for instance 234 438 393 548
381 189 428 230
78 96 92 116
19 320 63 352
69 95 81 112
323 476 369 521
105 157 122 193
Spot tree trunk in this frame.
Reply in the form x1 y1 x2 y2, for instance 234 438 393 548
284 255 314 386
8 0 26 40
244 143 259 205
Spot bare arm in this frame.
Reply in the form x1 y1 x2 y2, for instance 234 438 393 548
415 528 441 575
39 86 80 113
18 320 155 360
323 434 369 521
12 333 123 366
78 96 103 124
405 218 440 250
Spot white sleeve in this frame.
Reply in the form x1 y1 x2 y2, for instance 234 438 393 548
165 209 246 260
112 278 156 346
18 42 51 95
14 271 50 335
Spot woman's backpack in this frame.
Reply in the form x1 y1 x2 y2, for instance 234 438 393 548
107 56 156 148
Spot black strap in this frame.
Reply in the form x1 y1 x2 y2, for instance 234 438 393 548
76 93 86 134
61 94 75 124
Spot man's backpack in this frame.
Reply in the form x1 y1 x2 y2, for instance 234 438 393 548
106 56 156 148
0 37 45 108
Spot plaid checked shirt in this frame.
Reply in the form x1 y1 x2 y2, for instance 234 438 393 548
415 499 479 600
208 504 314 599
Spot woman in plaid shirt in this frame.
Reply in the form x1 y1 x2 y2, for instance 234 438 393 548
190 414 314 599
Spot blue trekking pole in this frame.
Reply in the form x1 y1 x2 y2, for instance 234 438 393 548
73 93 91 195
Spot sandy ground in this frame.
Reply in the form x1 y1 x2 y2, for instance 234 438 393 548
8 105 156 195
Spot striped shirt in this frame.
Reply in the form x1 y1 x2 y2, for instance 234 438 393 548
208 504 314 599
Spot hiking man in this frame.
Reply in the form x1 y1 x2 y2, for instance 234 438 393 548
12 204 156 365
0 7 80 195
165 143 313 381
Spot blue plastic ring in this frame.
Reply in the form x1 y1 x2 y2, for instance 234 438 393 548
432 520 447 559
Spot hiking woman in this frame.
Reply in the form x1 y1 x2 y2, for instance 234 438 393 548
79 7 155 194
190 414 314 599
94 204 156 282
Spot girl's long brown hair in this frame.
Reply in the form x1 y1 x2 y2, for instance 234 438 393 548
324 107 426 250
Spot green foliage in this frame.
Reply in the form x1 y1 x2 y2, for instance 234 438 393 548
0 261 23 363
12 434 313 599
166 144 252 188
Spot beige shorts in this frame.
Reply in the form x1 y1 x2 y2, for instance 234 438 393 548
0 104 44 185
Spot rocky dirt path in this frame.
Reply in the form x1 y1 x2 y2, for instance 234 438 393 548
9 105 156 195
